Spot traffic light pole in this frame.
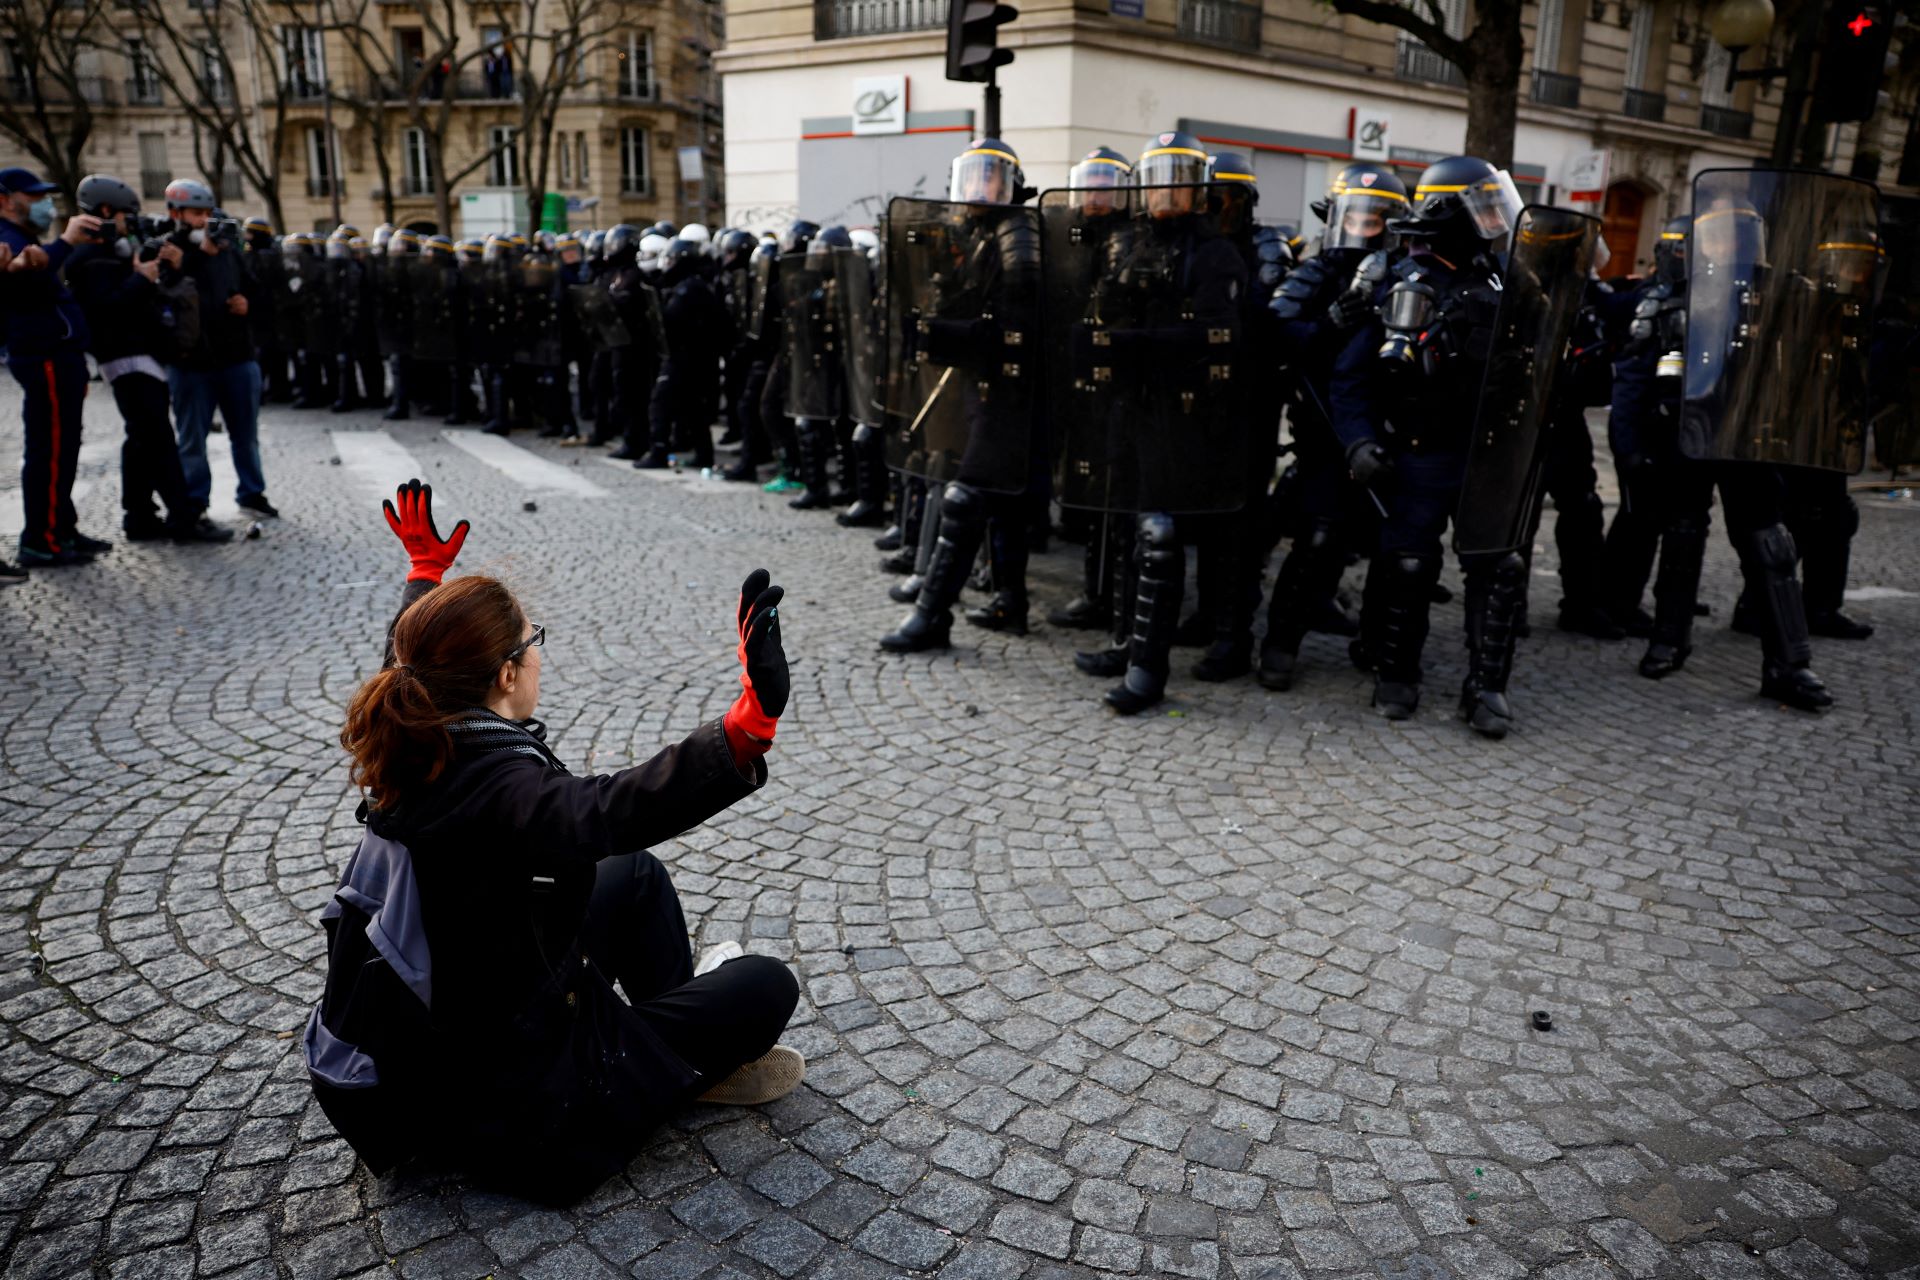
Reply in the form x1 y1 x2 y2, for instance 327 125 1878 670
983 71 1001 139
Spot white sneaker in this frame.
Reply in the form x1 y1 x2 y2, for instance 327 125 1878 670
697 1046 806 1105
693 940 744 977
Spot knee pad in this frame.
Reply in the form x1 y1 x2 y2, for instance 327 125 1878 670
941 481 984 522
1748 523 1797 572
1390 553 1440 585
852 422 877 446
1486 549 1527 589
1136 512 1178 549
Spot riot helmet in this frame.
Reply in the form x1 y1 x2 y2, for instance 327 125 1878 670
949 138 1024 205
1652 215 1690 285
848 227 880 255
555 229 583 262
1817 225 1884 298
1693 199 1766 271
679 222 710 245
371 223 394 254
1316 162 1408 254
162 177 215 211
533 229 556 253
585 229 606 259
719 228 757 270
325 225 357 260
1068 146 1132 214
455 237 484 262
281 231 312 260
389 227 421 256
1137 131 1209 219
646 220 676 239
242 215 275 250
424 233 455 260
814 225 853 251
778 219 820 254
1396 156 1522 243
638 231 671 269
657 236 699 279
482 233 514 263
603 223 640 267
349 236 368 258
1209 151 1258 232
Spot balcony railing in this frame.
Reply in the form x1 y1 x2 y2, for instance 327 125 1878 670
1 74 111 104
287 78 327 103
1531 68 1580 109
307 175 342 197
618 76 657 101
1176 0 1261 52
1621 87 1666 122
139 169 169 200
454 70 518 100
125 78 164 106
814 0 944 40
1701 104 1752 139
1395 40 1465 87
400 173 435 197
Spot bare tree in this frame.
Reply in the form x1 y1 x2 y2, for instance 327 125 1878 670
1327 0 1525 167
0 0 111 202
119 0 300 228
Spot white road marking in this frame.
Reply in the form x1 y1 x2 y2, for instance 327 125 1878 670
329 430 429 501
1844 586 1916 602
441 430 608 497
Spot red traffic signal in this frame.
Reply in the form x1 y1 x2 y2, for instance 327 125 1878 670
946 0 1017 84
1812 2 1895 122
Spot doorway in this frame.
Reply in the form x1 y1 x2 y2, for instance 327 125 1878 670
1601 181 1650 277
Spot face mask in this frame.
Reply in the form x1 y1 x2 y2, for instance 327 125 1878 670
26 197 54 231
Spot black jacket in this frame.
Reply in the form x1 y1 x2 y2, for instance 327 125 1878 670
66 245 172 364
177 242 256 370
318 577 764 1200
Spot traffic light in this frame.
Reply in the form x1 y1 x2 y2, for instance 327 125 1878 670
946 0 1018 84
1811 2 1896 122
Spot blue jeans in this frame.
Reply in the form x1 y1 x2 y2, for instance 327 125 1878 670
170 361 264 508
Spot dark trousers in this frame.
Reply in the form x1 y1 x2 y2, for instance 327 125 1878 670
12 352 88 555
111 372 191 526
579 852 796 1084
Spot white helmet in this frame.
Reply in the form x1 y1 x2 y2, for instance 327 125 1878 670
849 227 880 253
638 231 672 267
678 222 710 245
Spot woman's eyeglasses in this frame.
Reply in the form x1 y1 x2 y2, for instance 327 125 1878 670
504 623 545 663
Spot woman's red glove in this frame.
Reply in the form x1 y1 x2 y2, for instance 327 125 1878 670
382 479 470 583
723 569 787 765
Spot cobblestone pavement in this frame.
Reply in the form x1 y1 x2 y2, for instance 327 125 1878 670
1 386 1918 1280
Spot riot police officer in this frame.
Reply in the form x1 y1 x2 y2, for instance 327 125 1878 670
879 138 1044 652
241 216 293 403
756 220 817 493
1258 161 1404 692
646 235 734 469
1332 156 1528 734
377 227 419 420
782 225 852 506
598 225 667 463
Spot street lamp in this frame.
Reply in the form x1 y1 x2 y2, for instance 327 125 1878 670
1710 0 1775 54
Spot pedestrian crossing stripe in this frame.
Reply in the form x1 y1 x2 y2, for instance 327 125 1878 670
441 429 609 498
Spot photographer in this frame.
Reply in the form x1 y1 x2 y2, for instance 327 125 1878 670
66 174 233 545
0 166 101 574
162 178 278 521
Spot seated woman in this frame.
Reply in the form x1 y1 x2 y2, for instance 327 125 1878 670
306 480 800 1204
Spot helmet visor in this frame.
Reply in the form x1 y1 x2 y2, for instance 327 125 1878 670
950 149 1018 204
1460 169 1524 241
1694 205 1765 269
1818 240 1884 298
1323 188 1407 252
1134 146 1208 191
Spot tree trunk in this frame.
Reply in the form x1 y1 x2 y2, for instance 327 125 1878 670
1462 9 1522 169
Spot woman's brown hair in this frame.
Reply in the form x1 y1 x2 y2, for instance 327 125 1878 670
341 576 526 811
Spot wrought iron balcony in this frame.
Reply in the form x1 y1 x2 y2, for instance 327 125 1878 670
1176 0 1262 52
1395 40 1465 87
124 78 164 106
1621 87 1665 122
1700 104 1752 139
814 0 944 40
1531 68 1580 108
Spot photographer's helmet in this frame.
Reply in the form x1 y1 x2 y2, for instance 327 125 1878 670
77 174 140 217
163 177 215 211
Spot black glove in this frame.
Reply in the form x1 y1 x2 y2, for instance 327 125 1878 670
1326 287 1372 330
1346 440 1393 486
733 568 789 722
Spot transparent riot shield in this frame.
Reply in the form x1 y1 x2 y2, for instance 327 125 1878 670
746 252 775 342
513 258 564 368
723 265 752 338
781 252 841 421
1453 205 1603 555
465 260 512 365
1680 167 1881 473
834 246 883 428
882 197 1041 494
1042 185 1247 514
409 257 458 362
568 282 631 350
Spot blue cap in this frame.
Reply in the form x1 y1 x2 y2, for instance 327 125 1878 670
0 167 57 196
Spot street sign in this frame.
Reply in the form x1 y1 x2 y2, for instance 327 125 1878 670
853 74 907 135
1352 109 1391 161
1565 149 1608 205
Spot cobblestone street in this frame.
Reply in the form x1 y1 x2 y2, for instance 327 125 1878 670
1 387 1917 1280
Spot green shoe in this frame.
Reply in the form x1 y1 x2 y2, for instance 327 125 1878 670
762 472 804 494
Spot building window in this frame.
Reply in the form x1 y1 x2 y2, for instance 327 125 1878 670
1624 1 1655 90
282 26 325 99
577 131 590 184
404 127 433 195
558 132 572 185
1702 40 1732 108
1395 0 1466 86
489 125 518 186
620 126 649 195
138 132 168 199
306 124 340 196
201 42 229 103
126 38 161 104
618 30 654 99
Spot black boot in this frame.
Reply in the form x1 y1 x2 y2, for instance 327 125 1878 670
1193 525 1255 683
789 421 833 510
1051 515 1114 629
1370 554 1439 720
875 474 909 550
1106 515 1182 715
881 484 983 653
1800 491 1872 639
1078 527 1135 678
1638 518 1706 679
1258 519 1344 691
1746 524 1832 711
965 514 1029 634
1458 552 1527 739
331 355 356 412
838 424 889 527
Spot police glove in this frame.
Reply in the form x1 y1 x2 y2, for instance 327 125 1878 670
723 569 788 765
382 478 470 583
1326 284 1374 330
1346 440 1393 486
